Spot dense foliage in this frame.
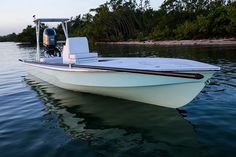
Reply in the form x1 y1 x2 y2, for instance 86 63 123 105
0 25 46 42
1 0 236 42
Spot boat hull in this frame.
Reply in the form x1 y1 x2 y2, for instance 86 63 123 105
24 63 215 108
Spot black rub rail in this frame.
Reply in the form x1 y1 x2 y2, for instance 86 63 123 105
19 59 204 80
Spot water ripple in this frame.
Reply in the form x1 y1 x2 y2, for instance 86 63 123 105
0 43 236 157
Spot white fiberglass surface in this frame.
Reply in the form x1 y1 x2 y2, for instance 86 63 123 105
87 57 220 71
37 57 220 71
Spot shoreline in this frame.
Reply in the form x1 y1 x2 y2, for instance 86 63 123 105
96 38 236 46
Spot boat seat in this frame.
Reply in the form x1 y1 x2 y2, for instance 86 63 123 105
62 37 98 64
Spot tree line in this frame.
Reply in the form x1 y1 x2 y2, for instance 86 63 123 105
1 0 236 43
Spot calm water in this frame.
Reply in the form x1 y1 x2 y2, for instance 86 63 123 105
0 42 235 157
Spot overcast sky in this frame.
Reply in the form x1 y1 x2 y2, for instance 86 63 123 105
0 0 163 35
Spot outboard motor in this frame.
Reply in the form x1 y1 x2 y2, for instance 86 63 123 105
43 28 61 57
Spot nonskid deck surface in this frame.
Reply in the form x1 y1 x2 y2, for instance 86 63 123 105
39 57 220 71
93 57 220 71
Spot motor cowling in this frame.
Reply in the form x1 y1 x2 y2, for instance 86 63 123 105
43 28 61 57
43 28 57 47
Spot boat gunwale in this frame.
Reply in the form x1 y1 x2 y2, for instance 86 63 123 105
19 59 211 80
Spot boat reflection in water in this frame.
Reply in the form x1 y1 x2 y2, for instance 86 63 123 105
25 75 208 157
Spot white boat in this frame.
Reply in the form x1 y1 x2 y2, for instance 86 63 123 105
20 18 220 108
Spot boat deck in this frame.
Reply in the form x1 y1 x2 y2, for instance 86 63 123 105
36 57 220 72
83 57 220 71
